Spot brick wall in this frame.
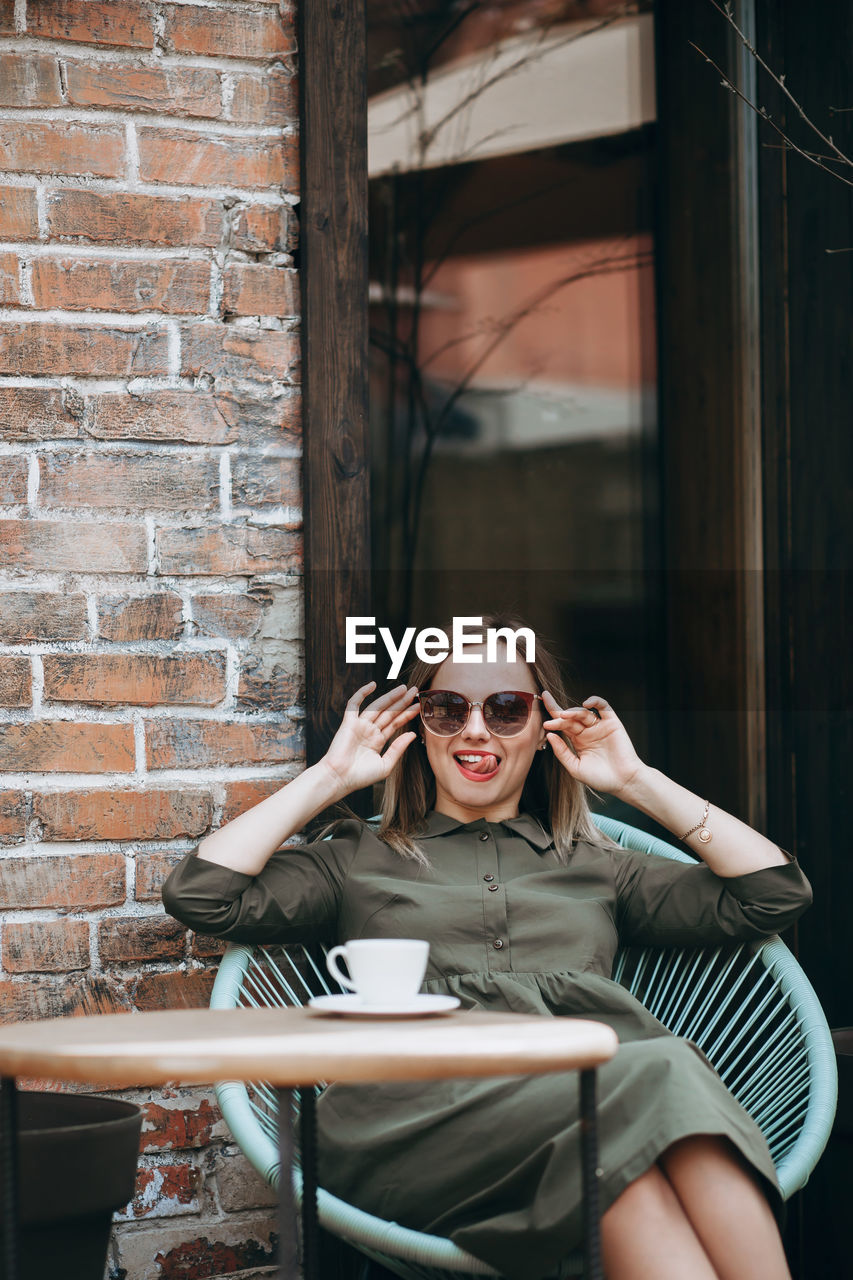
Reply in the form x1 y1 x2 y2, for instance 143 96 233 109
0 1 300 1273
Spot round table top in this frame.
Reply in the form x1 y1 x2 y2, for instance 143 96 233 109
0 1005 619 1088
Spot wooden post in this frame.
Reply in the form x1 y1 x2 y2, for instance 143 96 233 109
298 0 372 782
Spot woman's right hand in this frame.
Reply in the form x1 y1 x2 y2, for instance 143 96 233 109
319 682 421 795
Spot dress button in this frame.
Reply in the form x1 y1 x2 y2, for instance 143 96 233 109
488 884 499 892
492 939 504 950
479 832 490 841
483 874 494 882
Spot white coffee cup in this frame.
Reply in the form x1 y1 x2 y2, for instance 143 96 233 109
325 938 429 1006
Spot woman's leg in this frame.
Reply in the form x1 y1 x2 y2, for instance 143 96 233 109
659 1136 791 1280
601 1162 718 1280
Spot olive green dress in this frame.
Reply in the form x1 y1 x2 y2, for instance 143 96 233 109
162 811 813 1280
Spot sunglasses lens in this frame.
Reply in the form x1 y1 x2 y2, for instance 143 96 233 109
421 691 470 735
483 692 531 736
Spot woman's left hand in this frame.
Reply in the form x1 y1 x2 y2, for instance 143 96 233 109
541 691 645 795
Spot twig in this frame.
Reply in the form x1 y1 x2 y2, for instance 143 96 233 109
705 0 852 170
690 42 853 189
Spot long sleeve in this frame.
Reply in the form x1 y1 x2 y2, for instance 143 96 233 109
161 820 362 945
612 846 813 947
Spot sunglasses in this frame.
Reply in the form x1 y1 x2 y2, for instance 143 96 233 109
418 689 542 738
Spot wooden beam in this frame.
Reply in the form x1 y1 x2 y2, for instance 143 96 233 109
654 0 765 824
298 0 371 774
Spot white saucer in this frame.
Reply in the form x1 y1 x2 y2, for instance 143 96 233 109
307 993 461 1018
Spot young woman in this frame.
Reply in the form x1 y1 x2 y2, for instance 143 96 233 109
163 619 812 1280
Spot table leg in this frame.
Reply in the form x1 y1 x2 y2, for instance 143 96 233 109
579 1068 603 1280
1 1076 20 1280
276 1087 299 1280
298 1088 319 1280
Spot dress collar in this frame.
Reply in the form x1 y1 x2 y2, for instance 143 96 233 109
417 809 554 852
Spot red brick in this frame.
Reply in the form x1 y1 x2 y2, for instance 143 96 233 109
30 258 212 315
145 718 301 770
190 933 226 959
33 788 213 841
0 975 129 1024
0 251 21 305
0 852 126 909
135 851 184 903
112 1217 276 1280
230 202 298 254
181 323 299 382
39 453 219 511
0 53 63 107
214 1147 278 1212
98 592 183 642
0 791 27 844
0 722 135 773
231 455 301 508
121 1160 201 1219
45 189 224 248
0 187 39 241
0 519 147 572
156 525 301 576
0 122 125 178
27 0 156 49
164 4 293 59
0 454 27 502
229 68 297 126
64 59 220 117
99 916 186 964
2 920 90 973
192 593 263 640
221 777 284 824
0 388 82 441
223 264 298 318
214 386 301 448
239 645 302 713
127 969 216 1012
137 127 295 190
86 391 235 445
42 653 227 707
0 656 31 707
139 1094 223 1153
0 591 88 643
0 324 170 377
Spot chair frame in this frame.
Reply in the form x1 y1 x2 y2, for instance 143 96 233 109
209 815 837 1279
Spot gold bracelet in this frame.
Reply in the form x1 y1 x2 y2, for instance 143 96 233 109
680 800 712 844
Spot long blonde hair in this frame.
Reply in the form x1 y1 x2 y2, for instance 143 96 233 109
377 612 621 864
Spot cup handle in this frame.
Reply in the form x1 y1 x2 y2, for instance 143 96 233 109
326 944 358 992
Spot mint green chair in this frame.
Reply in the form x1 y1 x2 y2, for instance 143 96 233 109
209 816 837 1279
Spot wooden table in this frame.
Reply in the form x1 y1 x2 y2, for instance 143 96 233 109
0 1005 618 1280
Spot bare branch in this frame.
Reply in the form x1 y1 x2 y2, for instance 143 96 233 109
705 0 852 169
420 3 645 157
689 42 853 189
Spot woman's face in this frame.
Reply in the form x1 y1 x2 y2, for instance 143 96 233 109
422 645 546 824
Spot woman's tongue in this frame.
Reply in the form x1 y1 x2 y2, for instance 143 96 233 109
456 753 499 775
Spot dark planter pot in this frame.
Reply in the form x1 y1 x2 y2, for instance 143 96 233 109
14 1091 142 1280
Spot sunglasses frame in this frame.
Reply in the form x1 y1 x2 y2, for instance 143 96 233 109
418 689 542 738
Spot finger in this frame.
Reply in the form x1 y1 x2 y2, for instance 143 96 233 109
385 698 422 729
373 686 419 730
380 730 417 771
345 681 377 713
361 683 411 721
582 696 609 720
546 732 581 772
542 706 593 729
